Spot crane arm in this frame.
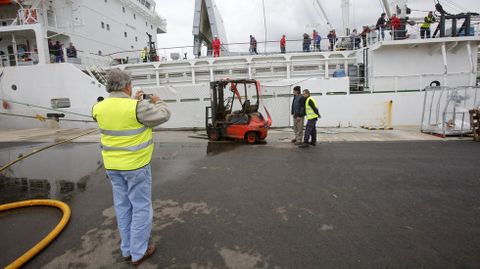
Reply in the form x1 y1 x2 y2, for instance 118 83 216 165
313 0 334 30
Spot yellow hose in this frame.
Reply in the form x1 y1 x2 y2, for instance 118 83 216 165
0 199 71 269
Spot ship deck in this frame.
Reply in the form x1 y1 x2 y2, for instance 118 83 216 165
0 127 479 268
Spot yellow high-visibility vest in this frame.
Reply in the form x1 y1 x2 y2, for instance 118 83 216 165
92 97 153 170
305 96 318 120
421 15 435 28
140 49 147 59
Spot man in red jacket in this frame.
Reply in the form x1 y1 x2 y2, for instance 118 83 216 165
280 35 286 54
390 14 401 40
212 36 221 57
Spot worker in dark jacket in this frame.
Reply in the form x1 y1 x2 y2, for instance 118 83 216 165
291 86 306 145
299 89 320 148
376 13 387 41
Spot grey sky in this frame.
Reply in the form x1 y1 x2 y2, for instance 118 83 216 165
155 0 480 53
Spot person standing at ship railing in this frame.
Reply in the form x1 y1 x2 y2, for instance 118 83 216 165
53 41 64 63
140 47 148 62
376 13 387 41
280 35 286 54
327 29 336 51
92 69 170 266
66 42 77 58
252 36 259 55
420 11 436 39
212 35 221 57
390 14 401 40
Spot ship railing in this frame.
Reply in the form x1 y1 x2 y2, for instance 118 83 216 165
0 18 16 27
108 38 361 63
0 51 40 67
16 8 40 25
10 8 57 28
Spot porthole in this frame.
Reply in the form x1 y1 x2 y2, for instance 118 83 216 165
11 84 17 91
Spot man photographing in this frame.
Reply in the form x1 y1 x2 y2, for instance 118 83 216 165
92 69 170 265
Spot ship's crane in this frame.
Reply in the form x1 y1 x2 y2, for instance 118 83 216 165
313 0 334 31
313 0 351 35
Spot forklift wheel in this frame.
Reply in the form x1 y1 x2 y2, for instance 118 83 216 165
208 129 220 141
245 132 258 144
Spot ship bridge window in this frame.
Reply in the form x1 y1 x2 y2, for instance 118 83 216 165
101 22 105 29
107 24 110 31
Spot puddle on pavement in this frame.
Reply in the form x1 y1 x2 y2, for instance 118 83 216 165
0 143 103 203
0 140 246 203
206 142 241 156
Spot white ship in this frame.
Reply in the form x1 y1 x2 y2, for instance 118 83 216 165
0 0 479 133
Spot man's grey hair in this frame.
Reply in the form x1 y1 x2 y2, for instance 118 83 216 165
106 69 131 93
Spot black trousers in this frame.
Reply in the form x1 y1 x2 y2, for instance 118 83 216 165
420 27 431 38
303 119 317 143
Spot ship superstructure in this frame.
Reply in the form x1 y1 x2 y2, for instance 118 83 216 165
0 0 166 128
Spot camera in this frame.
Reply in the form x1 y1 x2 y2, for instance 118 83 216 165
142 94 153 100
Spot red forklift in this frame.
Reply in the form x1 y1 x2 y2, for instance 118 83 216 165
205 79 272 143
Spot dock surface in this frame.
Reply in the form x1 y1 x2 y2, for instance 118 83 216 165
0 127 479 268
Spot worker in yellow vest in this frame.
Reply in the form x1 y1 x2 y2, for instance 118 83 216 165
420 11 435 39
92 69 170 265
299 89 320 148
140 47 148 62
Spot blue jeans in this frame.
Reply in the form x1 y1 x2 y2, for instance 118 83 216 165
106 164 153 262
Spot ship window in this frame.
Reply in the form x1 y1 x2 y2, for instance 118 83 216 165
101 22 105 29
145 21 148 27
104 0 107 3
106 24 110 31
135 36 138 42
150 25 153 30
133 14 136 20
51 98 71 109
122 7 125 13
98 51 102 55
124 32 127 38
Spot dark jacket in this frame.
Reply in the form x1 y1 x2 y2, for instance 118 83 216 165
376 17 386 29
291 95 306 118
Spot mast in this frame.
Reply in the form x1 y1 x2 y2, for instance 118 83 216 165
341 0 350 35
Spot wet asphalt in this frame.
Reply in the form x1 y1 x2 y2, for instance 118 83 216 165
1 140 480 269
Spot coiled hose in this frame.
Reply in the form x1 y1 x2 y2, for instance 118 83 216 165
0 128 98 268
0 199 71 269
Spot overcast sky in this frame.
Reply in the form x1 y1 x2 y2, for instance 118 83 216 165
155 0 480 55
